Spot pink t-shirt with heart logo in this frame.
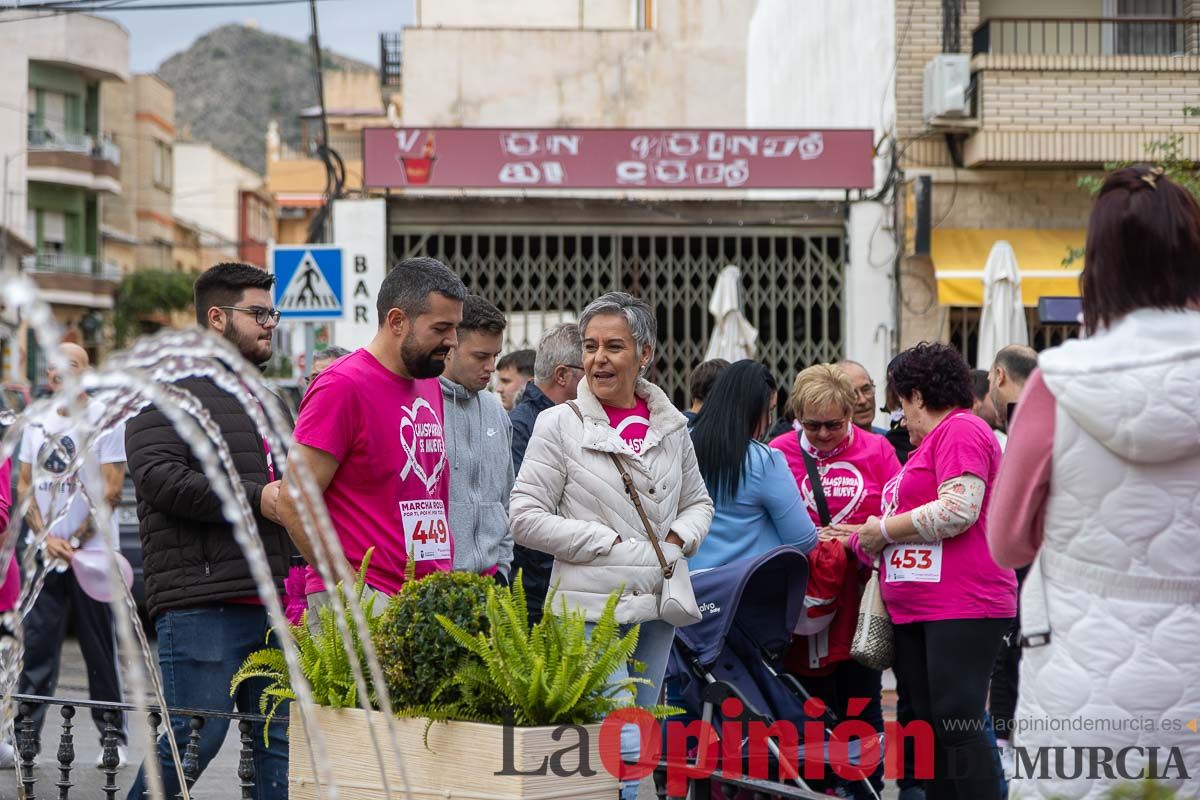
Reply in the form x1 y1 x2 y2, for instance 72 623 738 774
769 425 901 528
602 398 652 455
295 348 453 596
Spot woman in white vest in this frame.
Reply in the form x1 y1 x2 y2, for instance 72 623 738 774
989 166 1200 799
510 291 713 800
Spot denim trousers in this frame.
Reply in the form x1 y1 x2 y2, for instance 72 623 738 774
586 617 676 800
126 605 288 800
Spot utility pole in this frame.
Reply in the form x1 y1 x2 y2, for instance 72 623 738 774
304 0 333 376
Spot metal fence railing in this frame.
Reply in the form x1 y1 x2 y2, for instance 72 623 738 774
13 694 271 799
973 16 1200 57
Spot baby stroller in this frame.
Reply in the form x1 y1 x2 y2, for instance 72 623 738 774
661 545 883 800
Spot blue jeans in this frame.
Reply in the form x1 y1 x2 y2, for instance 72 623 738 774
586 618 675 800
126 606 288 800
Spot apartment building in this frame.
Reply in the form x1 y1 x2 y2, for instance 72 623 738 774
0 12 130 372
102 73 179 275
173 141 275 268
896 0 1200 359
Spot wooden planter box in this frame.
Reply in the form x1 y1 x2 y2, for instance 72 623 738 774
289 705 619 799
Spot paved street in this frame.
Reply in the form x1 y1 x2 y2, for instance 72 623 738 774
0 636 246 800
1 638 901 799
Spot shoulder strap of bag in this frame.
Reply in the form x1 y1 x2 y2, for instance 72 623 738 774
799 430 832 527
567 401 673 577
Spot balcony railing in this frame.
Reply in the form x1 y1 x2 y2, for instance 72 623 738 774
96 135 121 166
14 694 268 799
279 132 363 163
21 252 121 281
380 31 402 88
27 127 121 165
28 127 93 154
973 17 1200 57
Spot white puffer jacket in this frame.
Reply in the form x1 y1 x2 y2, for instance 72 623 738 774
1012 309 1200 799
509 378 713 623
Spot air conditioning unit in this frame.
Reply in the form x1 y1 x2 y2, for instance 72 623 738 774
923 54 971 122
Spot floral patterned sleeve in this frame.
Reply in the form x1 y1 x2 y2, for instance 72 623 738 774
910 474 987 542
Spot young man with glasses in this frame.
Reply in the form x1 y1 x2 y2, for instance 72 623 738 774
125 262 293 800
508 322 583 622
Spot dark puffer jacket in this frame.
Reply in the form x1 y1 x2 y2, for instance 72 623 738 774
126 377 294 618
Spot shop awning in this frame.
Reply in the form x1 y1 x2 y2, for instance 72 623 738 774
933 228 1085 307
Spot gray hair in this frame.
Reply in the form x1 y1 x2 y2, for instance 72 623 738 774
578 293 657 365
376 257 467 326
313 345 351 365
533 323 583 382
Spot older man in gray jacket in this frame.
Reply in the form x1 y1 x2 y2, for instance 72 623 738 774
440 295 515 580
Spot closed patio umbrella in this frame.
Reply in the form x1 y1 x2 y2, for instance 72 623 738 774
977 240 1029 370
705 265 757 362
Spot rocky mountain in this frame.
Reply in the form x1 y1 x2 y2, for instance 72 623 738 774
158 24 373 174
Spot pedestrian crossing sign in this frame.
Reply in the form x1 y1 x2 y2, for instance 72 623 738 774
271 246 344 321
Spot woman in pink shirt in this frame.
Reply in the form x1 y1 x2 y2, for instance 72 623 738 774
770 363 900 798
836 343 1016 800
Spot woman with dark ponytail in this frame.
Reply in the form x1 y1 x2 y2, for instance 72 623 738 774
689 360 816 570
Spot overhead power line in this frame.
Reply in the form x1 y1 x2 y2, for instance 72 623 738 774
1 0 346 17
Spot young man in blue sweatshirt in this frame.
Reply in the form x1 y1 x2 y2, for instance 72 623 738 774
439 295 515 581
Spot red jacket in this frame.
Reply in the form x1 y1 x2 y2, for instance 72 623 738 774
784 539 864 676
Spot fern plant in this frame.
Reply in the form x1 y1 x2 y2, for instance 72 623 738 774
230 549 385 741
422 578 678 728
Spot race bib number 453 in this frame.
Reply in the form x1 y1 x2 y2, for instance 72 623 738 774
400 499 450 562
884 542 942 583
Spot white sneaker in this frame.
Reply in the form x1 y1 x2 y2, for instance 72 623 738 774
96 745 128 770
0 742 14 769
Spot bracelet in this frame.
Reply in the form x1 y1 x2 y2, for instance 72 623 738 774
879 516 897 546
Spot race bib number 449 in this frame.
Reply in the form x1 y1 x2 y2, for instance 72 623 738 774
400 499 450 562
884 542 942 583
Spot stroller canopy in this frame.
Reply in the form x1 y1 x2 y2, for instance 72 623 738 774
674 545 810 666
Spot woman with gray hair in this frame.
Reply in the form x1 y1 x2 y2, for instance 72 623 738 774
510 292 713 800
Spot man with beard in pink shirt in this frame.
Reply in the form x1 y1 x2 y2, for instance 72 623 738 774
280 258 466 602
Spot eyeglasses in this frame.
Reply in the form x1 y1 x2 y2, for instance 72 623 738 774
800 419 848 433
854 383 876 398
219 306 281 326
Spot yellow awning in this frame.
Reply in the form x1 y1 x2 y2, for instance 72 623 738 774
932 228 1085 307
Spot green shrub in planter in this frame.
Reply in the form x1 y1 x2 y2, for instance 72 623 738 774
427 579 677 727
375 570 492 709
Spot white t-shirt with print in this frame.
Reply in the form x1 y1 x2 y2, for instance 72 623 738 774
18 399 126 550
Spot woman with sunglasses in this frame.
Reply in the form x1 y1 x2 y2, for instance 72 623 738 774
769 363 901 799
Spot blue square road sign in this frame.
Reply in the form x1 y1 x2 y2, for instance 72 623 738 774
272 246 344 321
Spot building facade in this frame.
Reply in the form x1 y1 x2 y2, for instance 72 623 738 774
102 73 179 275
265 67 391 245
0 12 130 374
371 0 872 406
895 0 1200 363
173 142 275 268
